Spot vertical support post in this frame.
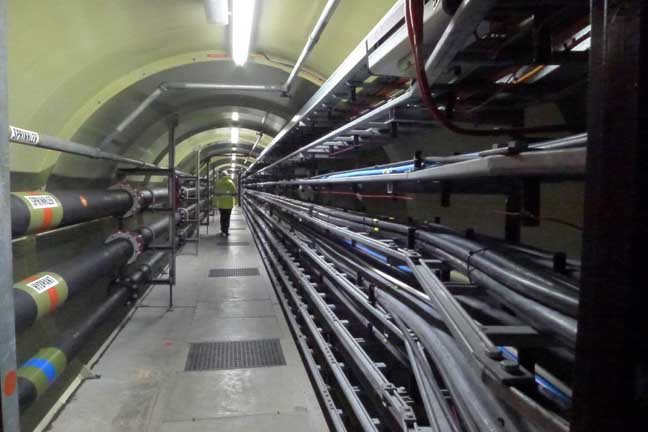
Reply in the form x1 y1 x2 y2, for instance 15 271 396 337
0 0 21 428
504 182 522 243
167 116 178 311
573 1 648 430
522 179 541 227
207 158 213 228
195 147 201 255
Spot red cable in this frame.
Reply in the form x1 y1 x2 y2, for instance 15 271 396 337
405 0 570 137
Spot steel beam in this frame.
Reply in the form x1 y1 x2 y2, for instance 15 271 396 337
573 0 648 430
0 0 21 428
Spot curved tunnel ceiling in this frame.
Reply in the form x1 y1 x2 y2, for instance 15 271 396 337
177 142 264 173
7 0 400 189
161 127 273 166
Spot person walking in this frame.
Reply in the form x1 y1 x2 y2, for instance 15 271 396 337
213 174 237 237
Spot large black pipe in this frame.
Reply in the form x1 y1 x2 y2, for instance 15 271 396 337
16 251 167 411
11 187 168 238
12 215 175 334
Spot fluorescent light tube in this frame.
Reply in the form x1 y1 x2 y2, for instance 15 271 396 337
231 127 239 144
232 0 255 66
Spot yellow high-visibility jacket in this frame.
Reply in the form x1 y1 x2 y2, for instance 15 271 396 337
213 176 237 209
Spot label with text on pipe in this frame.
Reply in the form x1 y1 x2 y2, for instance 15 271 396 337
9 126 40 145
25 275 59 294
23 195 59 209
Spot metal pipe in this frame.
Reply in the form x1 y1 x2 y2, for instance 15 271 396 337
98 88 164 149
8 126 158 168
167 118 178 309
246 112 268 165
0 0 21 426
16 251 167 411
283 0 341 92
179 186 207 201
10 187 168 238
160 82 284 92
99 82 282 149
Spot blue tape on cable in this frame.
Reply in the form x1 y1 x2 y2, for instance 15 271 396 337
22 358 57 383
498 347 571 405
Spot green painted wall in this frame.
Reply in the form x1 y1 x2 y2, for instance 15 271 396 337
8 0 398 182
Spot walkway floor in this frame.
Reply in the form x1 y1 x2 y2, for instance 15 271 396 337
48 208 329 432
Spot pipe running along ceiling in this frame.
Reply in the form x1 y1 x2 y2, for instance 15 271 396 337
7 0 398 189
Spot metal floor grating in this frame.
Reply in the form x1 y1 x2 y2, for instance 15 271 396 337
185 339 286 371
209 267 260 277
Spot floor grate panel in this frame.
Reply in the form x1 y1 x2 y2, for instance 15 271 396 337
209 267 260 277
185 339 286 371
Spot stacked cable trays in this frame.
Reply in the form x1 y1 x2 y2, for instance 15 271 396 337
244 189 577 432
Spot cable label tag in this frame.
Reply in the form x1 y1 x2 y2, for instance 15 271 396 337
26 275 59 294
24 195 59 209
9 126 40 145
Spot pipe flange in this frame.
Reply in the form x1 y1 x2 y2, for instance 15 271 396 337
180 186 190 201
178 207 189 223
105 231 143 264
112 183 142 218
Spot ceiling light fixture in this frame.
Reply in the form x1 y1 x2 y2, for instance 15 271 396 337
231 154 236 160
232 0 256 66
231 127 239 144
232 112 239 122
204 0 229 25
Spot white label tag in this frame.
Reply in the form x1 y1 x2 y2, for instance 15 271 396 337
9 126 40 145
26 275 59 294
24 195 58 209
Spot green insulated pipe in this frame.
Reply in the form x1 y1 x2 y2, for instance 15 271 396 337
16 251 167 411
10 187 168 238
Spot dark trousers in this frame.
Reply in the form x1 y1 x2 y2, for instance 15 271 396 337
219 208 232 234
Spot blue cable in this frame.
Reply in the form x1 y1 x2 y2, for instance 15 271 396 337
498 347 572 406
343 240 413 273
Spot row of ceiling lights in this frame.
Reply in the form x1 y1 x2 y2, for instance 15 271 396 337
204 0 256 175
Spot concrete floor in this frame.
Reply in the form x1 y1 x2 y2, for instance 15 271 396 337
48 208 329 432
